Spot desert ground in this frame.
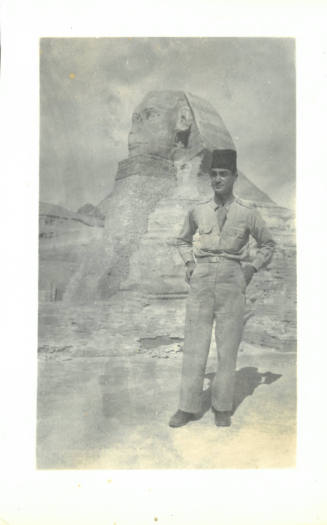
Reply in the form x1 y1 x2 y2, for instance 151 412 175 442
37 301 296 470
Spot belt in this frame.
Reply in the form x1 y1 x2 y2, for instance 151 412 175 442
196 255 240 264
196 255 225 263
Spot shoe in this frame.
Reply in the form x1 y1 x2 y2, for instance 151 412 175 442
212 408 232 427
169 410 196 428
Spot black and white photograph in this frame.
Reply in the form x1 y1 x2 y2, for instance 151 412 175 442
37 37 296 469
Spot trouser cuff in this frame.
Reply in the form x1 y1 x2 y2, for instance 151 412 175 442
212 403 233 413
178 404 201 415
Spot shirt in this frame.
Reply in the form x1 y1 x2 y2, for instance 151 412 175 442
175 196 276 271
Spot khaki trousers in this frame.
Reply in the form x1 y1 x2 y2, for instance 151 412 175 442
179 258 246 413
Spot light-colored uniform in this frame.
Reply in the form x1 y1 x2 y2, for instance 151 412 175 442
175 195 276 413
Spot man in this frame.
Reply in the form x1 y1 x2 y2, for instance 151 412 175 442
169 149 276 428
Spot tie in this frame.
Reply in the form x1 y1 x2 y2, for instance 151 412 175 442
216 206 227 232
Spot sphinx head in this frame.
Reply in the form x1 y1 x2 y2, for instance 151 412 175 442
128 91 194 159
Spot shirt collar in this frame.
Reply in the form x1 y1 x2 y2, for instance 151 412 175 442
209 195 235 211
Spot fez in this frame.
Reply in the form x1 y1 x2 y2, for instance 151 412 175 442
211 149 237 173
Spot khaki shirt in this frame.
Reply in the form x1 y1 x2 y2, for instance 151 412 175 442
175 196 276 271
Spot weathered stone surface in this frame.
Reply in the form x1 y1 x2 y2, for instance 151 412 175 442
39 202 103 302
39 90 296 353
127 90 235 167
101 156 177 297
77 202 105 221
40 202 104 228
96 92 295 352
184 91 236 155
102 87 276 300
243 204 296 351
128 91 188 158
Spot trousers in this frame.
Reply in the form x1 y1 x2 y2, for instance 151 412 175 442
179 257 246 413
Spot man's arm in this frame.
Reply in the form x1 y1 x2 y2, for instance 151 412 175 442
242 208 276 285
175 209 197 283
175 209 197 263
248 208 276 271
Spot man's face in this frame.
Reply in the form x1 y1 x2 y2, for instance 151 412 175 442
210 168 237 196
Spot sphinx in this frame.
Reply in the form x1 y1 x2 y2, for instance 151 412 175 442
61 91 295 352
93 90 273 297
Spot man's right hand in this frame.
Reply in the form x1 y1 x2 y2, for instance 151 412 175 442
185 261 196 284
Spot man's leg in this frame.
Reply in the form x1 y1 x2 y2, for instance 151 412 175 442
178 268 215 414
211 285 245 413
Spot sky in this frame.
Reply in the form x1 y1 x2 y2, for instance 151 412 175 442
40 37 295 210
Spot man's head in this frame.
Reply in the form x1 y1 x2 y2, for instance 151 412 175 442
210 149 238 197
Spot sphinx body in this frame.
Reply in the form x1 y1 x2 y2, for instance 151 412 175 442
95 91 273 295
63 90 295 351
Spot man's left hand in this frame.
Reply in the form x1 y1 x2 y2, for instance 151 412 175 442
242 263 256 285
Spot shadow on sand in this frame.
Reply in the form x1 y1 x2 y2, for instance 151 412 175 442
197 366 282 418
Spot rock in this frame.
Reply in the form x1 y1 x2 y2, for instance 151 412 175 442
77 202 105 221
40 202 104 228
39 90 296 353
99 90 295 352
39 202 104 302
100 91 276 298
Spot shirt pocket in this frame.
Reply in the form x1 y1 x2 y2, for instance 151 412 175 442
198 224 213 235
197 224 219 251
221 226 248 252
